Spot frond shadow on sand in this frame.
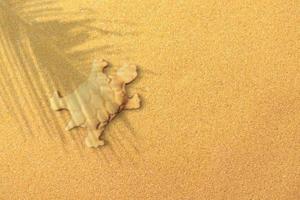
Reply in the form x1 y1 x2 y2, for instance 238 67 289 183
0 0 140 162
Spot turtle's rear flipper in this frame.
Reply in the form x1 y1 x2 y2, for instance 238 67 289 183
125 94 141 110
50 91 66 111
88 59 109 80
85 128 105 148
65 120 78 131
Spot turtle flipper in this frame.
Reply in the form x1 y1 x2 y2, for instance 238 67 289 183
125 94 141 110
90 59 109 76
50 91 67 111
65 119 78 131
85 127 105 148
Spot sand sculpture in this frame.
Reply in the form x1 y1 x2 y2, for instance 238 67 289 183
50 59 141 148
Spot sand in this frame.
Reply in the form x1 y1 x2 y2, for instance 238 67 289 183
0 0 299 199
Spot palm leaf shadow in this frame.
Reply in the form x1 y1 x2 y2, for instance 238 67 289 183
0 0 123 143
0 0 140 160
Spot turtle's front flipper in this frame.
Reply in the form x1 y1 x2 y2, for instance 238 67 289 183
90 59 109 76
125 94 141 110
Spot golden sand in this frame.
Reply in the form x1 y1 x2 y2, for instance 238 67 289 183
0 0 299 199
50 60 141 148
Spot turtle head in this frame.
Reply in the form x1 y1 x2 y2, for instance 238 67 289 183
116 64 138 84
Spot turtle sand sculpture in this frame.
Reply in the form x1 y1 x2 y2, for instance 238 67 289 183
50 59 141 148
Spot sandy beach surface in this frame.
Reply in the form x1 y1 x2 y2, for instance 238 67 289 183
0 0 299 199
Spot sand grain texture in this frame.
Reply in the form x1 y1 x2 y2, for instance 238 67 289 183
0 0 299 200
